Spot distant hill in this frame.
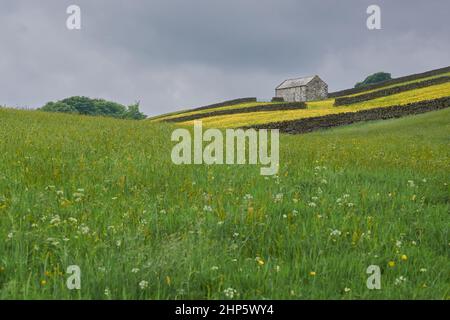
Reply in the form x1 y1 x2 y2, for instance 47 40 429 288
149 66 450 133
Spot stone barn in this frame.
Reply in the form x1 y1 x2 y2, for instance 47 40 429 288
275 75 328 102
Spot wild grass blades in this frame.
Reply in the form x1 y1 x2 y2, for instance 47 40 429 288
0 106 448 299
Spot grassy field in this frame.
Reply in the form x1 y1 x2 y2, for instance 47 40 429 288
0 106 449 299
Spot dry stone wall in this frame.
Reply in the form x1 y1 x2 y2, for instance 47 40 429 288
334 76 450 106
329 66 450 98
246 97 450 134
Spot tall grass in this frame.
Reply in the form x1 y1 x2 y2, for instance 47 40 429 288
0 107 449 299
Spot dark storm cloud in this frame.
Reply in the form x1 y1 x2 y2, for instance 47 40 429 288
1 0 449 115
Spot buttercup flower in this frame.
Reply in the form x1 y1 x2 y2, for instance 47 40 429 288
255 256 265 266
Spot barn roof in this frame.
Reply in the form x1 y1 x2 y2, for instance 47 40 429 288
276 75 317 90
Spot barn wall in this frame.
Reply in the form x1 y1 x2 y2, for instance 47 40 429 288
276 87 307 102
306 77 328 101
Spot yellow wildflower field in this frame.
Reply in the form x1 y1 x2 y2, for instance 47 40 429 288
180 82 450 128
152 101 278 122
344 72 450 97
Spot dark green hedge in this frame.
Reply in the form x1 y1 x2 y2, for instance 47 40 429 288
188 97 257 112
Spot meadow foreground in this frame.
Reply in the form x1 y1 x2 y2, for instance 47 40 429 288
0 107 449 299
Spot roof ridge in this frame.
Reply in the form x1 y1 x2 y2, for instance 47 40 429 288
276 75 318 89
283 75 316 81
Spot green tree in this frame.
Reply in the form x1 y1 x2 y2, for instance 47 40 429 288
123 102 147 120
39 96 146 120
40 101 79 114
355 72 392 88
59 96 98 115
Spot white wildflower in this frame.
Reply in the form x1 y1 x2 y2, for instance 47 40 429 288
50 215 61 225
139 280 149 290
98 266 106 273
223 287 238 299
80 225 90 234
330 229 342 237
395 276 407 285
274 193 283 202
243 194 253 200
68 217 78 224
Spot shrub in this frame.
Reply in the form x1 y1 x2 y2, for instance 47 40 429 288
40 101 79 114
355 72 392 88
122 102 147 120
40 96 147 120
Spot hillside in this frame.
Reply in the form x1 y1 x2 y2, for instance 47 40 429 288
149 66 450 131
0 106 449 299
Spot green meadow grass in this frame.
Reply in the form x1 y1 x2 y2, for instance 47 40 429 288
0 107 449 299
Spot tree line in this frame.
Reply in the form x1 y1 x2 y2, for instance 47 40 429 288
40 96 146 120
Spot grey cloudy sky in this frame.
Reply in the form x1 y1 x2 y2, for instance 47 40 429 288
1 0 449 116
